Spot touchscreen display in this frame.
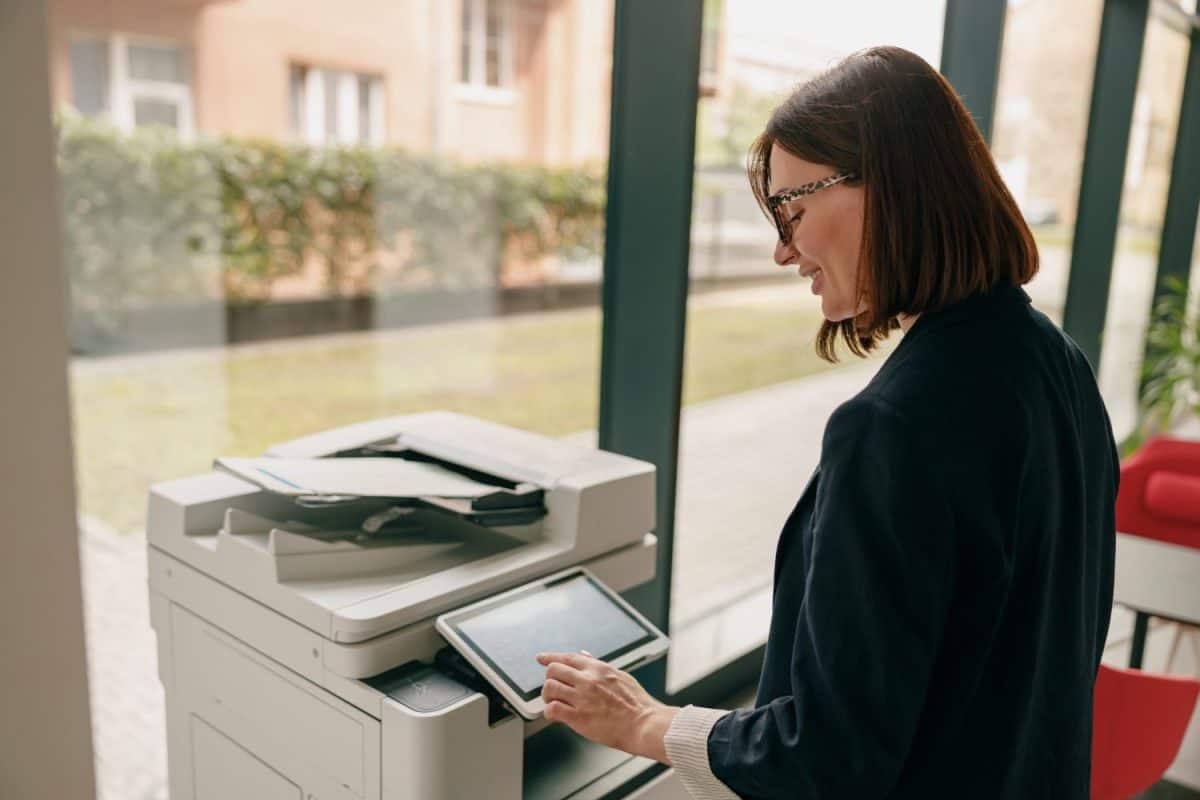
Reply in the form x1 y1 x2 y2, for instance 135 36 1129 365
451 575 655 700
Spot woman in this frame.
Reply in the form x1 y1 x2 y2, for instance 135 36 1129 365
537 46 1118 798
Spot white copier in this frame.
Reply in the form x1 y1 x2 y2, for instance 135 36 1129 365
147 412 672 800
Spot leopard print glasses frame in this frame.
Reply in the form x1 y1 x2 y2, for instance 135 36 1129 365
766 172 857 245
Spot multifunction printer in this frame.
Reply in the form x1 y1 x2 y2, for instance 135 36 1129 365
146 412 670 800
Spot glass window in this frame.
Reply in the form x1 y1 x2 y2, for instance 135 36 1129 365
990 0 1105 325
323 69 340 140
461 0 474 86
290 64 384 146
53 2 612 796
358 75 375 144
125 41 191 135
461 0 512 89
670 0 947 692
67 35 192 135
69 39 109 116
133 97 180 129
1096 17 1190 442
485 1 504 87
127 43 186 84
289 64 305 137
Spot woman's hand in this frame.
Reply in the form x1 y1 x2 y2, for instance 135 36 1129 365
536 651 678 764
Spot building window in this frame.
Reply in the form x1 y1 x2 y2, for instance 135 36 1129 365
69 35 194 137
460 0 513 90
69 39 109 116
290 65 385 147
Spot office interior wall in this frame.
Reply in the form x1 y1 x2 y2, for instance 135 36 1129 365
0 1 97 798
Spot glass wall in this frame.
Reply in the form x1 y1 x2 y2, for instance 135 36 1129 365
668 0 946 692
1096 16 1191 442
53 1 613 796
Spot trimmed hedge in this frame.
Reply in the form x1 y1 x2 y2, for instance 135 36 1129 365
56 114 605 342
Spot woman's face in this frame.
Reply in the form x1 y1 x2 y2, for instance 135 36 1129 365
769 145 866 322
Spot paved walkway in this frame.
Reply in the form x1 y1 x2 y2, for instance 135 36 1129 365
80 517 167 800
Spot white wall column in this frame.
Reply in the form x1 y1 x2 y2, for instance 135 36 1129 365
0 1 97 798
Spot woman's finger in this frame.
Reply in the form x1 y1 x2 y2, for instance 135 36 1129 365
545 661 586 686
537 651 592 669
541 677 579 706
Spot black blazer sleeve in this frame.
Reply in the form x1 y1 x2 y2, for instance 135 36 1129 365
706 397 958 799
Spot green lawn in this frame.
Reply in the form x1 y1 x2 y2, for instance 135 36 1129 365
1031 225 1160 256
70 230 1158 536
71 292 841 533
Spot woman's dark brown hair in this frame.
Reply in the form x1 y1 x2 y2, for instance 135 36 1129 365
749 46 1038 361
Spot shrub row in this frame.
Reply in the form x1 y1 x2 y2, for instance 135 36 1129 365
56 114 606 339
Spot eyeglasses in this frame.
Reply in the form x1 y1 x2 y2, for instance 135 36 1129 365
766 172 857 245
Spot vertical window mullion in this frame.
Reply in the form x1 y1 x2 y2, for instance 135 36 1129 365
939 0 1007 144
304 66 326 145
1061 0 1151 367
598 0 703 696
110 35 131 131
337 71 359 144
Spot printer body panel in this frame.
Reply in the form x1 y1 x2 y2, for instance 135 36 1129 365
189 715 302 800
382 694 523 800
163 603 381 800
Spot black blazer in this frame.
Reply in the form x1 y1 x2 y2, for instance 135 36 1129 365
706 285 1119 799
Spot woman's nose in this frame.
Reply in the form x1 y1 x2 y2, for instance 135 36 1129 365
773 239 794 267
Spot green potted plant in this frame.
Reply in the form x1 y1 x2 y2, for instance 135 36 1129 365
1132 276 1200 454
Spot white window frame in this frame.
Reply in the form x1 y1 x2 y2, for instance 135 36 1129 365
456 0 516 104
70 33 195 139
300 66 328 146
292 64 385 147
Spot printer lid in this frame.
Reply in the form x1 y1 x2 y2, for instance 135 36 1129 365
149 411 656 646
266 411 613 488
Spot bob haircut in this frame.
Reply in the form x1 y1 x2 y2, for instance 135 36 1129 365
749 46 1038 362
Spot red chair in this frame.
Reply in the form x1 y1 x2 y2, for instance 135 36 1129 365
1092 663 1200 800
1118 436 1200 550
1116 436 1200 669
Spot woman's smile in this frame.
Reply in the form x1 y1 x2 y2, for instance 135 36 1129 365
798 265 824 294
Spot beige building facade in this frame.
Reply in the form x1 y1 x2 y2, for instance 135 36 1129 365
48 0 614 167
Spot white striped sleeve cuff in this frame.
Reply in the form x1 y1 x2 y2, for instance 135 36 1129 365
664 705 740 800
